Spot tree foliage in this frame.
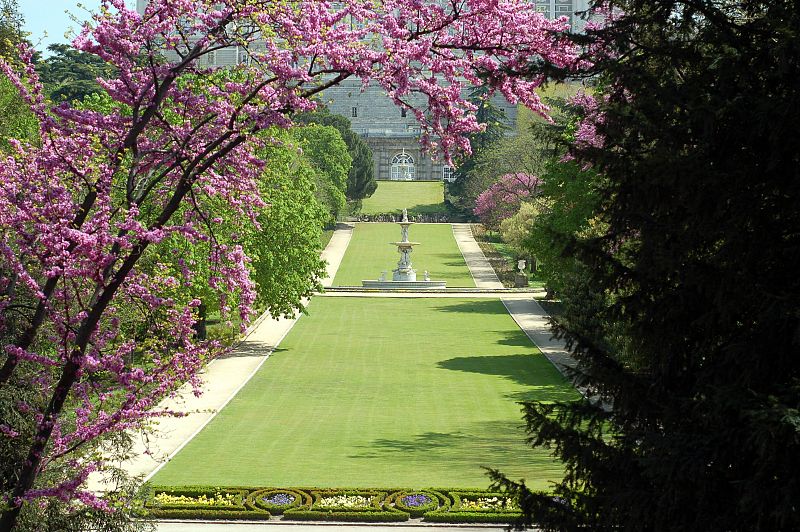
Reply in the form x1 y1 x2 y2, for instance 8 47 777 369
36 43 113 103
0 1 36 150
447 85 509 212
295 107 377 203
292 124 351 220
0 1 577 529
0 0 22 64
493 1 800 531
473 172 541 230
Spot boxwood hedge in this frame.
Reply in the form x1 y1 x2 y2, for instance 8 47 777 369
145 485 526 523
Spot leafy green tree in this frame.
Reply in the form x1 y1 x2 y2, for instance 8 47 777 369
499 202 540 261
36 43 112 103
526 158 601 298
0 1 36 150
0 0 22 63
492 1 800 531
0 75 37 150
244 133 328 317
293 124 352 221
296 108 376 203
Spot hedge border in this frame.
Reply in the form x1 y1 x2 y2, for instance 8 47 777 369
246 488 310 515
146 508 270 520
282 510 410 522
148 487 249 512
384 490 449 518
423 511 523 524
144 485 529 524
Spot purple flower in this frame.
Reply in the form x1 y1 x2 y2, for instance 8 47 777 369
401 494 431 507
264 493 295 506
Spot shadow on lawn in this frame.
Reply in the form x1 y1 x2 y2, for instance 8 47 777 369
432 299 510 316
349 421 563 476
436 354 575 403
220 343 287 359
408 202 448 215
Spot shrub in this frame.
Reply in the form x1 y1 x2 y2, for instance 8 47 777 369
146 508 269 520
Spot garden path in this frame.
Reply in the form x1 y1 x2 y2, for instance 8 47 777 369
156 523 509 531
451 224 504 289
501 298 578 383
320 222 355 286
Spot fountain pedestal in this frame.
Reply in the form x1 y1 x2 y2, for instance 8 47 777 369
362 209 447 289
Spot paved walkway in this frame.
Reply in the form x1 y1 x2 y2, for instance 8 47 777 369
501 299 577 381
320 290 546 299
157 523 507 532
89 225 356 491
320 223 354 286
451 224 504 289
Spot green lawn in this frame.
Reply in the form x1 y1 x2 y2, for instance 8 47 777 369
332 223 475 287
151 297 577 489
361 181 446 215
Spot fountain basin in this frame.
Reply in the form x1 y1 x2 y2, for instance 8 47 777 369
361 280 447 290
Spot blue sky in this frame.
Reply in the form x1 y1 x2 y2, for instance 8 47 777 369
19 1 132 55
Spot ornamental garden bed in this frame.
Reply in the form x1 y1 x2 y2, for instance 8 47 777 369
145 486 524 523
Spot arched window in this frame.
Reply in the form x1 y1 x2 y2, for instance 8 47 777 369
391 153 415 181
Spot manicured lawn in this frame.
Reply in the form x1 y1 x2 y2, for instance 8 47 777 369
361 181 446 215
151 297 577 489
332 223 475 287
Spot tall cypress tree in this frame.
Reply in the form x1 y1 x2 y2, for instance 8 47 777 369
493 2 800 531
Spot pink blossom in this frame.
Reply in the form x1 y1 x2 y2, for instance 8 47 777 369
0 0 582 522
474 173 542 229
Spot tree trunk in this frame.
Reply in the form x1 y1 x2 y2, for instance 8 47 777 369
193 301 207 340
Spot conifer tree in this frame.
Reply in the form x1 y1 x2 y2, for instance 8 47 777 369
492 2 800 531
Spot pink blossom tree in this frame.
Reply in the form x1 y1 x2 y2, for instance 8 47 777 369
0 0 578 527
474 172 542 230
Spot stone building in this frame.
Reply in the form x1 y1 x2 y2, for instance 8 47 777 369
136 0 590 181
320 79 518 182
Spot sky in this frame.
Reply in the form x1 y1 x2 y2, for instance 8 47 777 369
18 1 132 55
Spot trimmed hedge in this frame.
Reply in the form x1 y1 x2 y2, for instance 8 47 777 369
144 485 526 524
283 489 410 522
148 486 249 512
283 510 409 522
247 488 309 514
424 511 523 524
146 508 270 520
385 490 449 518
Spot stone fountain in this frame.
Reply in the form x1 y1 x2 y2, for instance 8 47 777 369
362 209 447 289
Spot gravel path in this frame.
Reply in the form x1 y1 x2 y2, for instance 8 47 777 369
451 224 504 289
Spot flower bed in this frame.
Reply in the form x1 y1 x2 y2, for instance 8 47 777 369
247 489 309 514
144 486 525 523
385 490 448 518
424 490 522 523
283 489 408 522
146 486 269 520
148 487 248 511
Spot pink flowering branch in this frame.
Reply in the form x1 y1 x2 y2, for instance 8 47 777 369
0 1 581 527
474 172 542 229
